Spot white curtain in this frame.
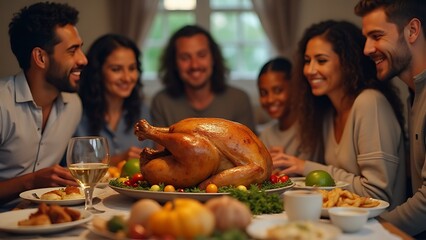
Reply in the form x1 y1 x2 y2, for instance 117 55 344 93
110 0 159 45
251 0 300 58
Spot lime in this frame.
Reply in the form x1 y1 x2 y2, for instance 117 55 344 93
120 158 140 177
305 170 336 187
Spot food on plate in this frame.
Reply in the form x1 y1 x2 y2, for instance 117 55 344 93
270 173 290 184
93 197 253 239
106 215 127 233
206 183 218 193
18 203 81 226
40 186 83 200
205 196 252 231
320 188 380 208
128 199 161 227
92 199 162 239
147 198 215 239
134 118 272 189
149 184 160 191
305 170 336 187
107 160 126 179
40 190 63 200
267 221 328 240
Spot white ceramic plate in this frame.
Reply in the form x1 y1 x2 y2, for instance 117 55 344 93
321 199 389 218
291 177 349 190
89 225 130 240
246 217 341 240
0 208 92 234
88 215 130 240
109 182 295 203
89 226 129 240
20 187 102 206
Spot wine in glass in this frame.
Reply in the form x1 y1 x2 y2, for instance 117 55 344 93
67 136 110 213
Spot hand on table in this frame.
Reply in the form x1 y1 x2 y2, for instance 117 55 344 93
268 146 305 176
33 164 78 188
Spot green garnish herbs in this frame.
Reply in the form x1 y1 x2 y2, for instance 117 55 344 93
109 179 288 215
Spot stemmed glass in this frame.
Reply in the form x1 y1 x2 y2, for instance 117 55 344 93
66 136 110 213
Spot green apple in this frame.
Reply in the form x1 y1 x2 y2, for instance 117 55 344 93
120 158 140 178
305 170 336 187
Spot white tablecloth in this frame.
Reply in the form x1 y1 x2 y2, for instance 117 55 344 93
0 187 402 240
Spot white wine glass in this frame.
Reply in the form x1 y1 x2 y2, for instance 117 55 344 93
66 136 110 213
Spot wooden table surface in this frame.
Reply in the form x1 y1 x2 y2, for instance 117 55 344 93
378 218 413 240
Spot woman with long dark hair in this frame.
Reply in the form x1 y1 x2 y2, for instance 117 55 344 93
276 20 407 210
76 34 152 166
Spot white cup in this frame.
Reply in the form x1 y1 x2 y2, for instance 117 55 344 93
328 207 369 232
284 190 323 221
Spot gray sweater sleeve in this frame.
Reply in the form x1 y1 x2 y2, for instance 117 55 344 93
303 90 406 210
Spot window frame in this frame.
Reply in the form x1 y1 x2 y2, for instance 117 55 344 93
142 0 273 81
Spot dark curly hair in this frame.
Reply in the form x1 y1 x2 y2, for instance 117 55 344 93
355 0 426 38
257 57 292 81
78 34 144 135
8 1 79 71
291 20 405 155
159 25 229 98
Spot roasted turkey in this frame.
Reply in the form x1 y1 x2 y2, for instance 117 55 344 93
134 118 272 189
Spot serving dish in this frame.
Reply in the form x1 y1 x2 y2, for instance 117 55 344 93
246 216 341 239
109 182 295 203
0 208 92 234
89 225 130 240
97 179 114 188
321 198 389 218
291 177 349 190
20 187 102 206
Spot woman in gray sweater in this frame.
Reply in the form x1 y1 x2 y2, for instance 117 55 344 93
276 20 407 210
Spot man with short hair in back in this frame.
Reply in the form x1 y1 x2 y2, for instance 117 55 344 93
355 0 426 237
150 25 257 134
0 2 87 210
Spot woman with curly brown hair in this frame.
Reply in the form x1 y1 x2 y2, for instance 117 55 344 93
276 20 407 210
76 34 152 166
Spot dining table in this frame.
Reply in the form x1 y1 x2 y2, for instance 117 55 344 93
0 185 414 240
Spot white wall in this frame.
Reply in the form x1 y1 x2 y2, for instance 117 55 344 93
0 0 364 78
0 0 112 77
0 0 408 124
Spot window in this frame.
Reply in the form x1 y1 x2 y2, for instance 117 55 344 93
142 0 272 81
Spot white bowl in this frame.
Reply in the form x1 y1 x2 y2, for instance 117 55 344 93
328 207 368 233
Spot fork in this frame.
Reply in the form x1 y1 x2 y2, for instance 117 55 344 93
32 193 40 199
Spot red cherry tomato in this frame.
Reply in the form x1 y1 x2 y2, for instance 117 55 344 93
128 223 148 239
278 174 289 183
124 180 132 186
270 174 279 183
131 173 144 182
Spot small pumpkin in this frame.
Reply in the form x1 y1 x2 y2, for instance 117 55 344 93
147 198 215 239
205 196 252 231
